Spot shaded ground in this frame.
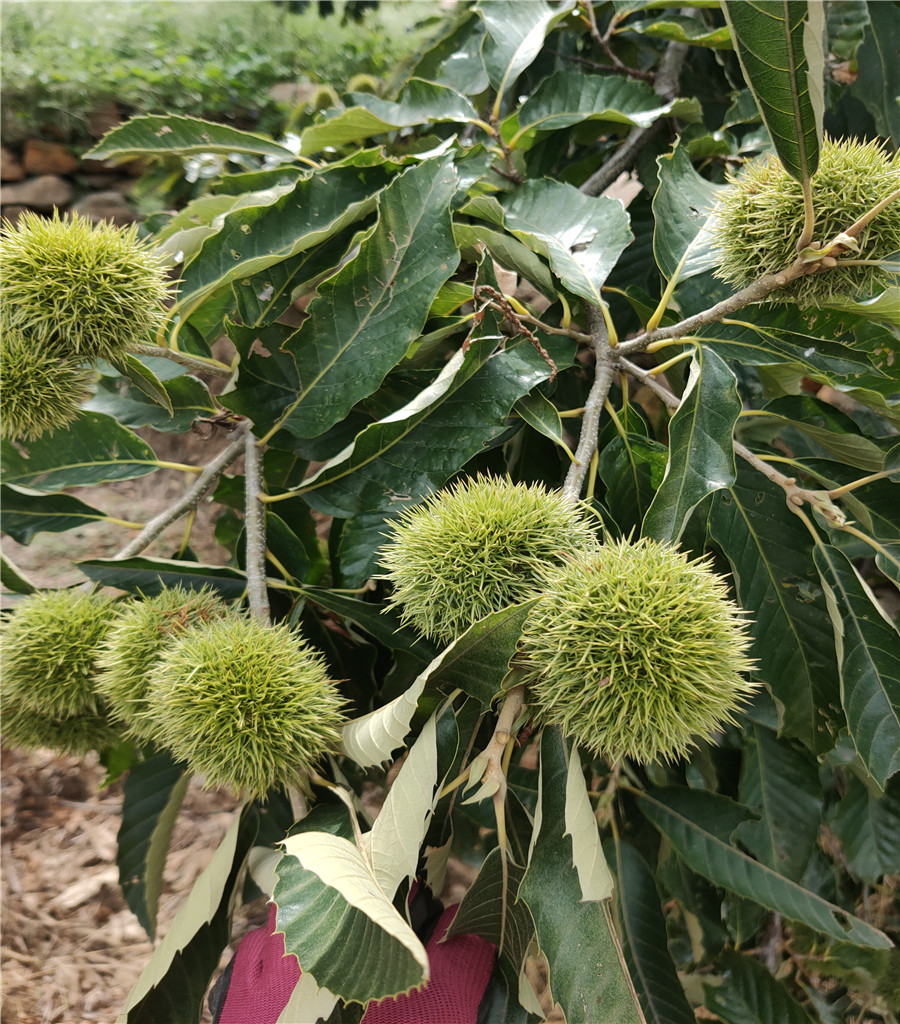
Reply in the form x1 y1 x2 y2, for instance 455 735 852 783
0 747 254 1024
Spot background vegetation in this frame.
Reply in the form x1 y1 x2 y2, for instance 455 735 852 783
1 0 436 142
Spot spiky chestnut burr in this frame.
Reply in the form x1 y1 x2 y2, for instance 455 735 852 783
0 690 120 756
518 538 757 765
95 586 230 740
380 475 600 644
144 616 347 800
0 324 95 441
712 136 900 306
1 211 170 362
1 589 120 719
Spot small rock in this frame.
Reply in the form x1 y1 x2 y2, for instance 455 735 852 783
22 139 78 176
89 101 123 139
1 146 25 182
0 174 73 210
79 173 128 190
80 157 120 175
70 190 137 226
268 81 316 106
0 204 30 227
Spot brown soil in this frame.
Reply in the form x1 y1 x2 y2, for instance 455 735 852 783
0 747 259 1024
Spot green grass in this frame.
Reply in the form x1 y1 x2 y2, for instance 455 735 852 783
1 0 440 144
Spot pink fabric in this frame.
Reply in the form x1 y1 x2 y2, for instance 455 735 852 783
361 905 495 1024
218 905 300 1024
218 902 495 1024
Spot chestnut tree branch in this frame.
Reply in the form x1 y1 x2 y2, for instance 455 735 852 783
243 432 271 622
580 39 688 197
113 419 252 559
618 356 847 524
617 256 814 356
562 306 616 502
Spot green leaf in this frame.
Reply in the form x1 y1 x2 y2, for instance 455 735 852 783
814 544 900 788
425 600 538 707
232 223 363 330
613 0 722 10
828 774 900 883
638 786 891 948
298 335 505 516
270 157 460 440
721 1 823 184
86 113 296 162
1 412 159 491
117 751 189 940
597 432 668 536
173 166 387 322
697 305 884 383
77 556 247 598
118 806 258 1023
501 181 634 307
302 589 437 662
653 141 726 281
735 724 823 881
625 14 732 47
220 321 301 431
513 391 575 461
851 0 900 147
0 553 37 595
446 847 532 959
0 485 114 544
113 354 173 415
87 373 218 434
820 287 900 330
446 846 539 1024
643 347 741 544
515 71 702 139
342 601 535 766
478 0 576 105
610 840 697 1024
519 729 643 1024
703 951 816 1024
708 468 843 753
300 78 480 154
752 401 886 473
304 336 573 584
454 222 556 297
275 832 429 1004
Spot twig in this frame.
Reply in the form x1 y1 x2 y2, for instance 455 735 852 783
580 40 688 197
581 121 668 197
243 432 270 622
732 440 846 525
618 355 679 410
129 343 232 378
617 256 814 356
562 307 616 502
476 286 558 379
550 49 654 82
478 684 526 802
619 357 846 524
112 419 251 559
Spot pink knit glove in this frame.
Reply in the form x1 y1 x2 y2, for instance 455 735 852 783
216 902 495 1024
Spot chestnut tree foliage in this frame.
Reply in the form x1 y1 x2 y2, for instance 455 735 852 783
2 2 900 1021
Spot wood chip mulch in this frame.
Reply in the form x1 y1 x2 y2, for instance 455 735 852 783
0 745 262 1024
